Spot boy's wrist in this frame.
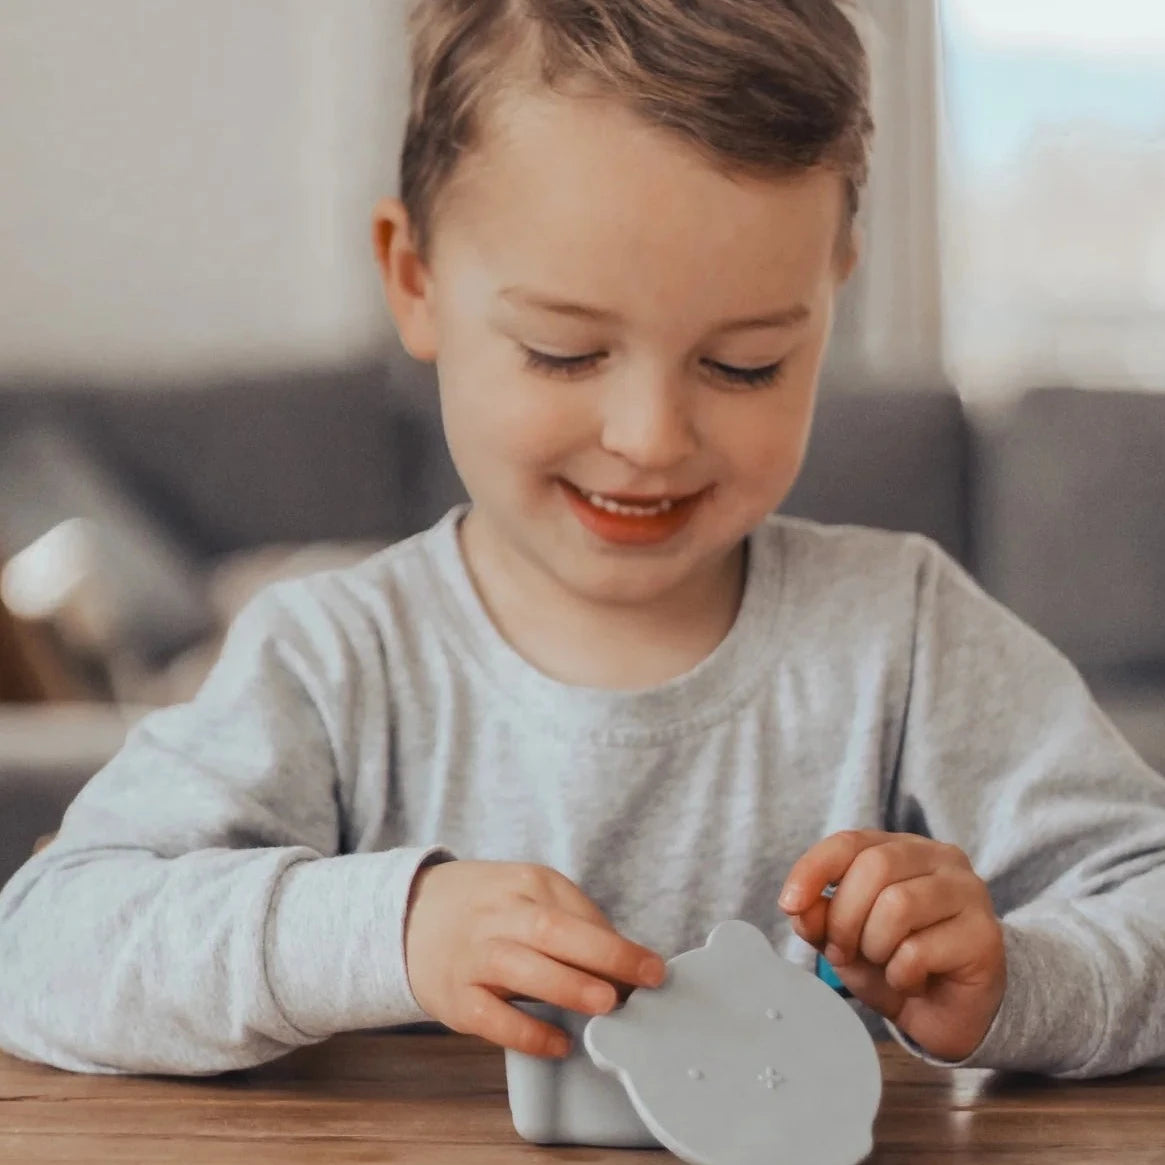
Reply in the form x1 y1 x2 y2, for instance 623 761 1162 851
886 920 1101 1076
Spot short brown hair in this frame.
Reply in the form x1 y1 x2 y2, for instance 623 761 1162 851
401 0 874 261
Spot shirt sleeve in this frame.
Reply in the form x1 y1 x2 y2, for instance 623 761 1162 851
0 579 448 1076
883 540 1165 1078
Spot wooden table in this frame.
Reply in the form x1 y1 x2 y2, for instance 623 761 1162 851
1 1033 1163 1163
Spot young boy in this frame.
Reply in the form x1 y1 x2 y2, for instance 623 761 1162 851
1 0 1163 1082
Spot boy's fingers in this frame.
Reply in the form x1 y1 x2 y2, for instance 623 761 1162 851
884 911 998 992
856 872 966 967
788 895 830 949
822 846 947 965
478 939 617 1016
457 986 571 1058
518 903 666 989
537 870 661 994
827 953 910 1019
884 950 931 996
542 873 616 930
779 830 900 914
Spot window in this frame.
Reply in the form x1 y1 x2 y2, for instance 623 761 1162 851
940 0 1165 397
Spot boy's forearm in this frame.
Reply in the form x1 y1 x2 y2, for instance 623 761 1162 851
0 845 442 1076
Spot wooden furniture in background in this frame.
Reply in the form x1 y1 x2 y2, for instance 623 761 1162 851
0 596 51 702
0 593 88 702
1 1032 1163 1163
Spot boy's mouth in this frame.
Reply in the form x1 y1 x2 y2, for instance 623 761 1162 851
558 479 708 545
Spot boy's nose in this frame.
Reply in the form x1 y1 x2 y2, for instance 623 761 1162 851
598 376 699 471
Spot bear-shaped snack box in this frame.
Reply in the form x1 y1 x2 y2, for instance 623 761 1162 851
505 920 882 1165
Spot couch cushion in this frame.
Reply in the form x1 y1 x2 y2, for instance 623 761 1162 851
783 386 970 564
974 388 1165 672
0 364 409 558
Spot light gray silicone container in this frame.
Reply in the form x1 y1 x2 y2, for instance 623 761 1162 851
504 920 881 1165
506 1001 662 1147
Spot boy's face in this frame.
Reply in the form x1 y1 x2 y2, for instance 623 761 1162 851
376 89 856 609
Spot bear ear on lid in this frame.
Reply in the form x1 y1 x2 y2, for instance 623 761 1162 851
582 1007 634 1068
704 918 778 960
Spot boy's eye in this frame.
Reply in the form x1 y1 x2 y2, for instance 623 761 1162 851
520 347 784 389
706 360 785 389
521 347 604 378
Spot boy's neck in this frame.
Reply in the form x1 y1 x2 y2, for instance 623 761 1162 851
457 509 747 691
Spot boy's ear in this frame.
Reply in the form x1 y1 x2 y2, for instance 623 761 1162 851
372 198 438 362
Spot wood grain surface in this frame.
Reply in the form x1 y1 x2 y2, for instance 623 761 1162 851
1 1032 1163 1163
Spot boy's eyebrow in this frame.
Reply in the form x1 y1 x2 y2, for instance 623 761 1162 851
498 287 810 332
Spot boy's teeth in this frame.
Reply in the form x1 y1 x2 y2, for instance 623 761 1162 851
585 491 675 517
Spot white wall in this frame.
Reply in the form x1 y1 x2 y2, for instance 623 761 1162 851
0 0 410 382
826 0 945 390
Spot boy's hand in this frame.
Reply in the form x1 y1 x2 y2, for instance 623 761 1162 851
404 860 667 1059
778 830 1006 1063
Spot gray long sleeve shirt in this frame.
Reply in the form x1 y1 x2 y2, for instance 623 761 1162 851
1 509 1163 1079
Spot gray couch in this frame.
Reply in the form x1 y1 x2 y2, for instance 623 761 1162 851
1 356 1162 887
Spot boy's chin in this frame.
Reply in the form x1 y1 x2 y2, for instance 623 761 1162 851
548 543 726 609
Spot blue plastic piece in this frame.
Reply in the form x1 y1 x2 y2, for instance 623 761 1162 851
816 952 852 997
